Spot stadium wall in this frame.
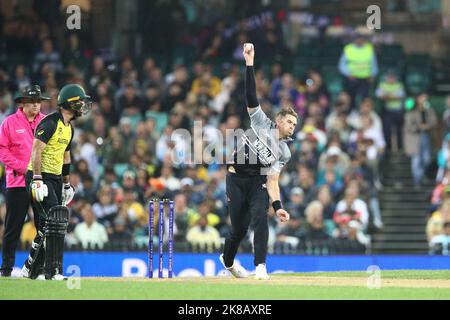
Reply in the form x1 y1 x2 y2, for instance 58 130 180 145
4 252 450 277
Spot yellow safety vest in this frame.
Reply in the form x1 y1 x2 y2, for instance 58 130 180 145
379 82 403 111
344 43 374 79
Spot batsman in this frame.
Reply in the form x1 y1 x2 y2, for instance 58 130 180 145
21 84 91 280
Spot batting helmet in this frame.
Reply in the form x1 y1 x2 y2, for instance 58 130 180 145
57 84 92 116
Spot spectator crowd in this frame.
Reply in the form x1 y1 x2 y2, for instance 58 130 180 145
0 3 448 256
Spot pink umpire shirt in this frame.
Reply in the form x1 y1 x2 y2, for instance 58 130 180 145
0 108 45 188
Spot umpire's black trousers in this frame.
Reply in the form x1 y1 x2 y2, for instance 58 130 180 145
1 188 30 272
223 172 270 267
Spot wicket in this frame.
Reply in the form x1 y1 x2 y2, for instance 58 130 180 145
148 198 174 278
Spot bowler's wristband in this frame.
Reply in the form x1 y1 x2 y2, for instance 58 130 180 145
272 200 282 212
62 163 71 176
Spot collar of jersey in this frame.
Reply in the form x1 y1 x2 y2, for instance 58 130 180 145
57 110 71 125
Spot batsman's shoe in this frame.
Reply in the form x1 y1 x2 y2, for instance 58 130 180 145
21 266 30 278
50 273 68 281
220 254 248 278
36 274 46 281
254 263 269 280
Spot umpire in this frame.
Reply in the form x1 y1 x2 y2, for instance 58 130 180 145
220 43 297 280
0 86 47 277
21 84 91 280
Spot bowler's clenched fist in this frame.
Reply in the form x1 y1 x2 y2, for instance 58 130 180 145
243 43 254 66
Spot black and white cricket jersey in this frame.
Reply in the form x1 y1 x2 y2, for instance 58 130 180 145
229 106 292 176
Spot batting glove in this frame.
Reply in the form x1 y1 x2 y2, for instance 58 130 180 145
31 176 48 202
62 183 75 206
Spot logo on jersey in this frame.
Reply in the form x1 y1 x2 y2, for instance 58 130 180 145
15 129 25 134
37 130 44 136
241 134 277 166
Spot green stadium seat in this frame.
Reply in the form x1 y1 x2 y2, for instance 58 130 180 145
321 43 343 59
320 41 343 67
405 69 431 95
373 98 384 114
96 163 105 181
378 64 404 79
322 66 343 97
321 56 340 68
326 77 344 101
321 65 340 77
296 45 321 59
428 95 447 117
296 37 321 49
405 54 432 75
379 44 405 69
121 115 142 132
280 56 294 72
114 163 130 179
380 44 404 59
323 37 343 47
292 56 321 79
145 111 168 135
407 0 441 13
292 63 309 79
433 61 450 81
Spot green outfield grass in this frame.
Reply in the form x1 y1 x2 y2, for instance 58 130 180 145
277 270 450 279
1 270 449 300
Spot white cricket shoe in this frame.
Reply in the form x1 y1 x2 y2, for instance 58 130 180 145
21 266 30 278
36 274 46 281
220 254 248 278
254 263 269 280
50 273 67 281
